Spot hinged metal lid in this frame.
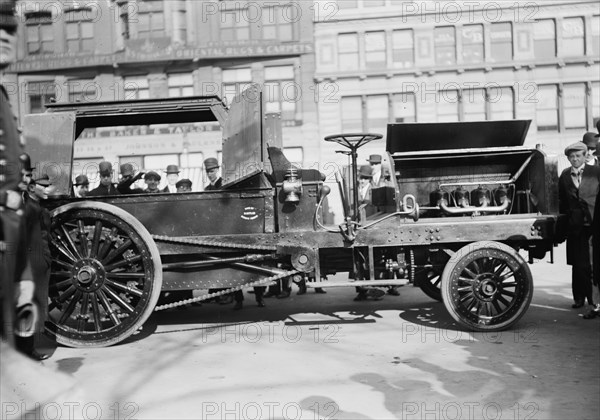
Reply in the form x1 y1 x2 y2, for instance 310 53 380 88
386 120 531 153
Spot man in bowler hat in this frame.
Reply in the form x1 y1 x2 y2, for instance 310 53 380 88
73 174 89 198
558 141 600 309
162 165 180 193
582 132 599 166
88 161 121 196
584 121 600 318
204 158 222 190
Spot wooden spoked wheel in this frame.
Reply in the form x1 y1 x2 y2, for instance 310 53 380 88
441 241 533 331
47 202 162 347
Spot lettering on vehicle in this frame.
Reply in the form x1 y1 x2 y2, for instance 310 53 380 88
241 207 259 221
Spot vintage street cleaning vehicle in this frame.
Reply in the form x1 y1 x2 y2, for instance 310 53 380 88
24 85 558 347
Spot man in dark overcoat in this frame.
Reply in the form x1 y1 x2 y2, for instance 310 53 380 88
1 0 26 346
558 141 600 309
88 161 121 196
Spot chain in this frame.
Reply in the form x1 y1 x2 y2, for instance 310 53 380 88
154 269 299 311
152 234 278 252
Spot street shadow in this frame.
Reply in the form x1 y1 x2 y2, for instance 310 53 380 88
54 356 84 374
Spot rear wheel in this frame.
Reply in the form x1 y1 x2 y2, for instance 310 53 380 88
413 249 450 302
47 202 162 347
441 241 533 331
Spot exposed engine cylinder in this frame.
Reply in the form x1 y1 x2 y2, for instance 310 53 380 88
452 187 470 208
471 187 491 207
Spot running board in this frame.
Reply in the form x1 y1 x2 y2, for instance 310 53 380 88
305 280 409 288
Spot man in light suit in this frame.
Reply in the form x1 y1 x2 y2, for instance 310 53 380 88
558 141 600 310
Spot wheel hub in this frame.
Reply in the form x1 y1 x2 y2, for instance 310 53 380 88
72 258 106 292
474 275 498 300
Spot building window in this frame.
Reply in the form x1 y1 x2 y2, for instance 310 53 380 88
535 85 558 131
462 88 486 121
366 95 388 133
392 29 414 68
392 93 416 123
222 68 252 105
592 82 600 127
117 1 130 40
337 0 358 9
27 81 55 113
563 83 586 129
124 76 150 100
338 33 359 70
68 79 98 103
65 9 94 53
364 0 385 6
365 31 386 69
173 0 187 44
534 19 556 59
138 0 165 39
489 87 514 120
490 22 513 62
437 90 460 122
168 73 194 97
434 26 456 66
220 9 249 41
562 17 585 56
25 12 53 55
461 24 484 64
341 97 362 132
262 5 294 42
592 16 600 56
264 66 297 121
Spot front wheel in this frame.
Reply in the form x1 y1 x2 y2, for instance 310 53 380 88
47 201 162 347
441 241 533 331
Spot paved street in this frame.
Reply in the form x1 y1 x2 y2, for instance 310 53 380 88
2 244 599 420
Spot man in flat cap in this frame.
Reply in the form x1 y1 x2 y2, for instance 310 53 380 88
176 178 192 193
73 174 89 198
558 141 600 310
1 0 27 346
204 158 222 190
582 132 599 167
162 164 180 193
144 171 161 194
88 161 121 196
117 163 144 194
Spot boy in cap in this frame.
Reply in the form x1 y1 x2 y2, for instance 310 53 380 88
117 163 144 194
558 141 600 310
176 178 192 192
73 174 89 198
88 161 121 196
204 158 222 190
144 171 161 193
162 165 180 193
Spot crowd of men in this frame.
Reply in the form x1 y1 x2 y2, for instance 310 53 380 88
558 123 600 320
74 161 204 197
